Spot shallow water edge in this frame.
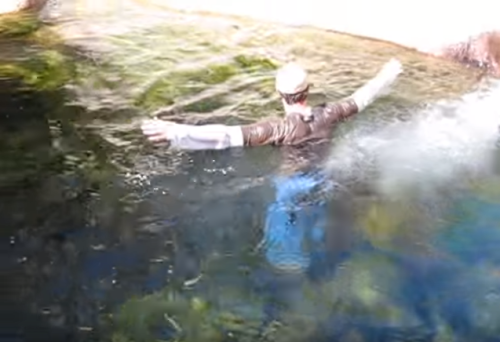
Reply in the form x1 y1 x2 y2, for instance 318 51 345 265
130 0 500 54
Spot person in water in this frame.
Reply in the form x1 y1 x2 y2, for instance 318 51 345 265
141 58 403 149
142 59 403 272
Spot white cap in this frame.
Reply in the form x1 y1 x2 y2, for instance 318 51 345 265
275 62 309 94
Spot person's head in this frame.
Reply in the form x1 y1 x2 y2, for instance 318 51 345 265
275 62 310 110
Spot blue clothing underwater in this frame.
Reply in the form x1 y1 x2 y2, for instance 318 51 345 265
263 171 335 272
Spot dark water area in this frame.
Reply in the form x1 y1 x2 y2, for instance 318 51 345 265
4 79 500 342
0 77 277 341
3 9 500 342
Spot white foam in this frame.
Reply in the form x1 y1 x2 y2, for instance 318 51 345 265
324 80 500 199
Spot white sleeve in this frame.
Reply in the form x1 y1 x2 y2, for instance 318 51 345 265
351 58 403 111
169 124 244 150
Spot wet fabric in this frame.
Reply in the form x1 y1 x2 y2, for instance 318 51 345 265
241 99 358 146
263 171 335 271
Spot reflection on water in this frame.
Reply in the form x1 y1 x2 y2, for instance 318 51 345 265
2 6 500 342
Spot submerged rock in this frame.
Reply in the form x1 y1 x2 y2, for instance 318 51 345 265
437 193 500 266
112 290 221 342
318 252 432 340
112 284 269 342
433 264 500 341
357 199 439 258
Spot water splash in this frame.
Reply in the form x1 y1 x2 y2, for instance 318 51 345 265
325 80 500 199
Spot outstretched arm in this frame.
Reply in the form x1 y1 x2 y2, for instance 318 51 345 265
320 58 403 125
141 119 244 150
141 117 287 150
141 59 403 150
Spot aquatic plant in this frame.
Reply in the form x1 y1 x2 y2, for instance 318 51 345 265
2 8 496 342
0 49 73 90
111 287 267 342
0 11 39 38
133 55 277 111
1 12 73 92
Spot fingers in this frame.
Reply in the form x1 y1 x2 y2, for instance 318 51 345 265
388 58 401 65
393 60 403 74
146 134 167 142
383 58 403 76
386 58 401 67
141 120 161 135
141 118 174 143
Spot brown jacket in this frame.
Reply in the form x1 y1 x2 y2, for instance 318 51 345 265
241 99 359 147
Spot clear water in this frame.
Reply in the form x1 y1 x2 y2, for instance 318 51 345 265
2 4 500 342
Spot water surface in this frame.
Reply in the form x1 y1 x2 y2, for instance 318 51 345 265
1 7 500 342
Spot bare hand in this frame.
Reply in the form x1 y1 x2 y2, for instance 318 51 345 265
141 119 177 142
380 58 403 78
370 58 404 95
350 58 404 110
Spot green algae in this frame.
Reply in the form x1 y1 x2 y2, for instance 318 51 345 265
1 10 494 342
320 252 423 330
1 16 73 92
182 94 229 113
234 54 277 72
111 287 267 342
0 12 40 38
0 50 73 91
132 55 277 110
1 9 73 91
